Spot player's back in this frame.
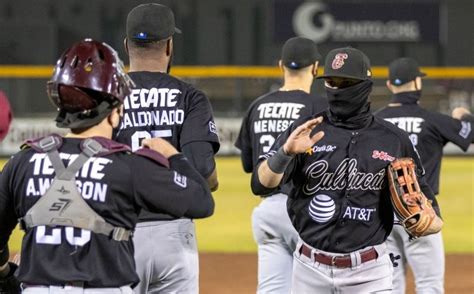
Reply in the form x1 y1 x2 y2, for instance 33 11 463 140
237 90 327 167
0 135 209 287
115 71 219 152
0 137 145 286
375 103 472 194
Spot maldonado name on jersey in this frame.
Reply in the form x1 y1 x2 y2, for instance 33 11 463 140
253 102 305 134
121 88 185 129
25 153 111 202
303 158 385 195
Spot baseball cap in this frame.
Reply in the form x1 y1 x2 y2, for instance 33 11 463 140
0 91 12 141
281 37 321 69
317 47 372 80
389 57 426 86
126 3 181 42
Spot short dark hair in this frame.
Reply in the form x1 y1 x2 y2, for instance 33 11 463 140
128 38 169 52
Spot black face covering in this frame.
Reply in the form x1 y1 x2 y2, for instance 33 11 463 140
390 90 421 104
327 79 373 117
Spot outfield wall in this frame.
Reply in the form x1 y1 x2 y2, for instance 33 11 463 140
1 117 473 156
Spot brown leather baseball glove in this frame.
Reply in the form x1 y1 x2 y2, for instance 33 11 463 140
387 158 443 238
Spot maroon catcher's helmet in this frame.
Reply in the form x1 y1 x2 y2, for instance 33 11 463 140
47 39 134 128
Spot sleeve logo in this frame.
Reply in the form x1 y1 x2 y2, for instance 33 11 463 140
174 172 187 188
209 121 218 135
459 121 471 139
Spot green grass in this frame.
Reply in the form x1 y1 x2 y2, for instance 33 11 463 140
2 157 473 253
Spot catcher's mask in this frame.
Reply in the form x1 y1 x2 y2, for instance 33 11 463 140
47 39 135 129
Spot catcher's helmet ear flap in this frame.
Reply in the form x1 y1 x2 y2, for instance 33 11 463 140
47 39 135 128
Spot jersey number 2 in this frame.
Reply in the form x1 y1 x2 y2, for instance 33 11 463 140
260 135 276 153
35 226 91 246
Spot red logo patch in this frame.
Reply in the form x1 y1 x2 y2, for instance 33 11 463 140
372 150 395 162
332 53 348 70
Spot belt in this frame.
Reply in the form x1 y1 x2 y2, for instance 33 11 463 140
22 282 86 288
299 243 378 268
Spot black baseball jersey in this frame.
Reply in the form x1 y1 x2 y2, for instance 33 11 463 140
375 102 474 195
235 90 327 177
114 71 220 221
252 112 436 253
0 137 212 287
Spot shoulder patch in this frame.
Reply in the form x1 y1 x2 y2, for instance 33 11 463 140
134 148 170 168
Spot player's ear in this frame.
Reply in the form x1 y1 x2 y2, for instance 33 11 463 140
312 61 319 77
415 77 422 90
278 60 284 72
124 38 129 55
386 80 392 91
166 38 173 57
108 106 123 129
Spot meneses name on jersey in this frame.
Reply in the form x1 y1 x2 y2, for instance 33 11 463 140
254 102 305 134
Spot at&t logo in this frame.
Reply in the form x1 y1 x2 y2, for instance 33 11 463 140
308 194 335 223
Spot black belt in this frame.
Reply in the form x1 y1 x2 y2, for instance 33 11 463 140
299 243 378 268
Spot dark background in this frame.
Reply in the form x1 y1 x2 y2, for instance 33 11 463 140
0 0 472 117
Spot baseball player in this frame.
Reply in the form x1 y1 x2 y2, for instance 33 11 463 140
115 4 220 293
0 39 214 293
235 37 326 293
251 47 442 293
0 91 12 142
375 57 474 294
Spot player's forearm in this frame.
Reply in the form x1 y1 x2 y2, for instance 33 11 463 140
251 160 286 195
257 161 284 188
169 154 214 218
251 147 294 195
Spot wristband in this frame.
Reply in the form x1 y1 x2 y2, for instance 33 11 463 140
267 147 294 174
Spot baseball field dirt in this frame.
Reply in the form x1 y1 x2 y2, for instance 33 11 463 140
199 253 474 293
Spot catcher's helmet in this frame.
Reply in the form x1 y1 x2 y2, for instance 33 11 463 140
47 39 134 129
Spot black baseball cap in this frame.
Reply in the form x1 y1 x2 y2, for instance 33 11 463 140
126 3 181 42
389 57 426 86
317 47 372 80
281 37 321 69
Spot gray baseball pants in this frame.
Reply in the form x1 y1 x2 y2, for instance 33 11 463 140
387 225 444 293
291 240 393 293
132 219 198 294
252 193 299 294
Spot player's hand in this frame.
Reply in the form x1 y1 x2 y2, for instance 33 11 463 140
142 138 179 159
451 107 471 120
283 117 324 155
